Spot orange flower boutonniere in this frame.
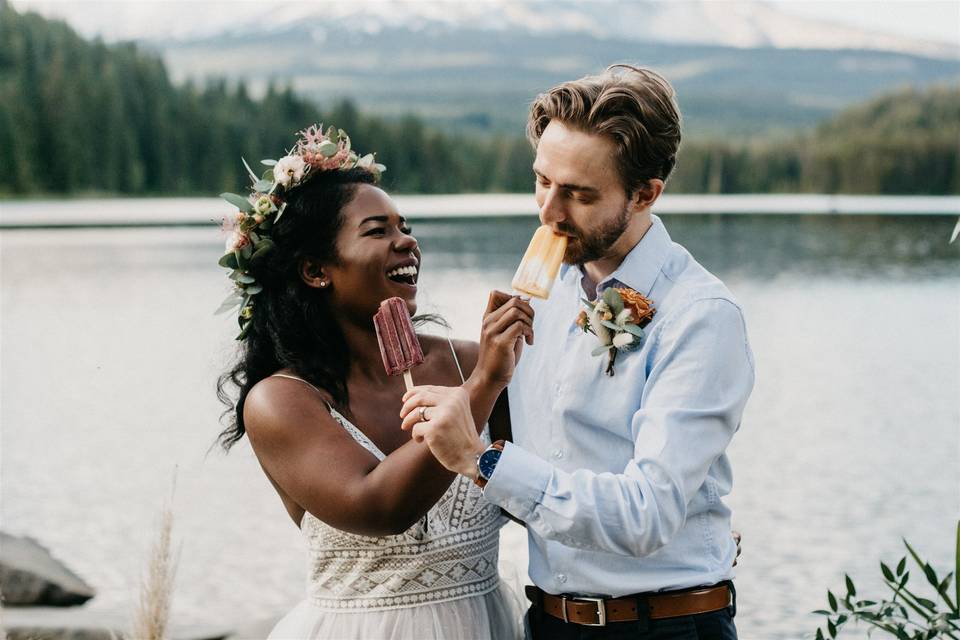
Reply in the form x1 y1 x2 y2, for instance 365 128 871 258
577 286 656 376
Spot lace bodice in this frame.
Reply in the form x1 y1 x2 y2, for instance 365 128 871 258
300 406 504 611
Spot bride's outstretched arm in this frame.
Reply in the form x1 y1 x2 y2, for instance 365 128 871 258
241 294 532 539
244 379 459 537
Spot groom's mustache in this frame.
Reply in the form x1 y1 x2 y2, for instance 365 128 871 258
555 224 580 240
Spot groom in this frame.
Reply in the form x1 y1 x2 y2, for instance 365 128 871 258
402 65 754 639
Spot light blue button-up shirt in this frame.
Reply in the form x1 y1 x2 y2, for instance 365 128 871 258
483 214 755 597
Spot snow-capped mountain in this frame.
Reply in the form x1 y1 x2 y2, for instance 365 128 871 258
10 0 958 138
12 0 959 60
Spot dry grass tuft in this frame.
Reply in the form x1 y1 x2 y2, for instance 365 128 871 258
131 473 180 640
0 587 7 640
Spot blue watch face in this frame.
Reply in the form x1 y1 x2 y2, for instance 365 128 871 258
478 448 502 480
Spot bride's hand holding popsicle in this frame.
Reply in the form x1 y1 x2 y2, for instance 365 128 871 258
399 291 534 477
399 385 481 478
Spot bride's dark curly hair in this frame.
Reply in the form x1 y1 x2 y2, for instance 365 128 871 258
215 167 377 451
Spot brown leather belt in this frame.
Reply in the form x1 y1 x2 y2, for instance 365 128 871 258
525 584 732 627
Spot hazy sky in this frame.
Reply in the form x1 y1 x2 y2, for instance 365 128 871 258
11 0 960 45
770 0 959 44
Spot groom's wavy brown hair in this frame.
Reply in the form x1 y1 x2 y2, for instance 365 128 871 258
527 64 682 195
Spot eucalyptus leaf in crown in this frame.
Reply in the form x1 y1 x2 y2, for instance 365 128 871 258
215 124 386 340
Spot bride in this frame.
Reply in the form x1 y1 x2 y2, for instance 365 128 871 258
215 125 530 639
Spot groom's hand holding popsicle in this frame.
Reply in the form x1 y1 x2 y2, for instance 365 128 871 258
475 291 535 386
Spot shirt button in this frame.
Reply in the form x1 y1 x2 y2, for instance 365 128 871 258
552 449 564 459
557 573 567 583
555 383 562 394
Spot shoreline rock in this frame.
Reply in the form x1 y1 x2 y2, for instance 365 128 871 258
0 532 95 606
3 607 232 640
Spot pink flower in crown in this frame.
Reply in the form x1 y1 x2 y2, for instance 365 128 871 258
226 230 249 252
296 124 330 168
299 146 324 168
294 124 356 172
221 211 244 234
319 146 350 170
298 124 326 148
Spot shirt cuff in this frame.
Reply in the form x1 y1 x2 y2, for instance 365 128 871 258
481 441 551 522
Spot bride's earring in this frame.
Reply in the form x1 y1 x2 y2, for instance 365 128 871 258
300 259 330 290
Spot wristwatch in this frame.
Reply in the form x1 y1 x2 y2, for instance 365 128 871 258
474 440 506 488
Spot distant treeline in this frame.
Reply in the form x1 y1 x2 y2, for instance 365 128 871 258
0 5 532 196
672 85 960 195
1 3 957 197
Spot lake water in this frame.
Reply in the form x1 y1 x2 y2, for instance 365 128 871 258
2 208 958 639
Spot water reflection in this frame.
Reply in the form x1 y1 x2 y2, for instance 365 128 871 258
413 214 959 280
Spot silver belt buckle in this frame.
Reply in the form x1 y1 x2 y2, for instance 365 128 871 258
574 596 607 626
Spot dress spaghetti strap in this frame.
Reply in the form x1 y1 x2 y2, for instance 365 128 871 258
445 336 466 383
268 373 386 459
269 372 323 394
273 335 463 388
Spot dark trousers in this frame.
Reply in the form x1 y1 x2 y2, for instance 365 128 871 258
524 603 738 640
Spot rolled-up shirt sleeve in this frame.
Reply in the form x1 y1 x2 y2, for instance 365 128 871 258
482 297 755 557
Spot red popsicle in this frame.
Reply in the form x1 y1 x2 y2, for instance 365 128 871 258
373 297 424 390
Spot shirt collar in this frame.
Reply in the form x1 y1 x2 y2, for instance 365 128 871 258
559 214 672 298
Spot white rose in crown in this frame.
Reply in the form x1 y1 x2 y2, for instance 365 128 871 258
273 155 306 187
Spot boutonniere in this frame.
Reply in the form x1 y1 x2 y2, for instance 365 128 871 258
576 287 656 376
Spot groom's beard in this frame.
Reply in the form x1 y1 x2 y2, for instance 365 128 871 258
559 204 632 265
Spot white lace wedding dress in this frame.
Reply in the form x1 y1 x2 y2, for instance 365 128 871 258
267 376 523 640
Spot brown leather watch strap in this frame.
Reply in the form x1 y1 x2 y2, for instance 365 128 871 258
473 439 505 488
526 584 732 626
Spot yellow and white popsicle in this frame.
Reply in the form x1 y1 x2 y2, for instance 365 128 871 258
511 225 568 299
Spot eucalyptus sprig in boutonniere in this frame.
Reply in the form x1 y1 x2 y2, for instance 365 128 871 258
576 287 656 376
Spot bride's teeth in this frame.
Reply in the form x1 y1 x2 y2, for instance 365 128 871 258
387 265 418 278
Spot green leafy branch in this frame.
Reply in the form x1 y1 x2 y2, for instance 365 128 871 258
814 522 960 639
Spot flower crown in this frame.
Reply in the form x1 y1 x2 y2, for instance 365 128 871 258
215 124 386 339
